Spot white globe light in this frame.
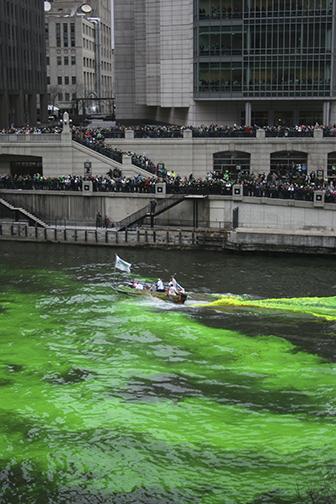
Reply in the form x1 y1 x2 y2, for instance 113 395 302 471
44 1 51 12
81 4 93 14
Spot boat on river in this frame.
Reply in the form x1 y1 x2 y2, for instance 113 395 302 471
114 255 187 304
115 284 188 304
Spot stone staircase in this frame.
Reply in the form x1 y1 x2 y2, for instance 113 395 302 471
0 198 48 228
116 195 186 231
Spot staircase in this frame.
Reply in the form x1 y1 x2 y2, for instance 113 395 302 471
0 198 48 228
72 138 158 178
116 195 186 231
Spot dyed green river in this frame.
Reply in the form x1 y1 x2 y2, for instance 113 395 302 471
1 242 336 504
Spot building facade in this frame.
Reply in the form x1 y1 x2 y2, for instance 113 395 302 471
114 0 336 126
0 0 47 128
45 0 113 116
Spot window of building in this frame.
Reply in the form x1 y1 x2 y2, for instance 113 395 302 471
47 76 50 85
57 76 62 85
70 23 75 47
64 76 69 85
56 23 61 47
198 61 242 94
64 56 69 65
71 55 76 65
58 92 63 101
72 76 76 84
63 23 69 47
72 93 77 100
46 56 49 66
57 56 62 65
65 93 70 101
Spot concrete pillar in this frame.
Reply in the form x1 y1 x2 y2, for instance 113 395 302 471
183 129 192 139
256 128 265 139
14 92 25 126
268 109 274 126
61 111 72 145
250 149 271 175
330 101 336 126
323 101 331 126
313 128 323 139
125 129 134 140
28 94 37 125
245 102 252 127
308 151 328 175
0 94 9 128
40 93 48 124
122 154 132 166
293 109 299 126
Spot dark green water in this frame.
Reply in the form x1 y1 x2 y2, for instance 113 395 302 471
1 242 336 504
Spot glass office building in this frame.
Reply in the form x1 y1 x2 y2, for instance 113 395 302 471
0 0 47 127
114 0 336 125
194 0 335 124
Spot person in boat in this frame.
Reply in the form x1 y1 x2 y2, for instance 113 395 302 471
132 280 144 290
170 276 185 295
155 278 165 292
168 282 176 296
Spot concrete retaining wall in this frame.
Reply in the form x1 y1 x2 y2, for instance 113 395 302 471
227 228 336 255
1 221 336 255
106 135 336 177
1 190 336 230
0 191 199 227
0 222 225 250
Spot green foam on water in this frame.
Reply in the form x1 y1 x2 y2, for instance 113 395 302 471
1 268 336 503
204 294 336 321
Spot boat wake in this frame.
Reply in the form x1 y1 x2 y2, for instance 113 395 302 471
202 294 336 321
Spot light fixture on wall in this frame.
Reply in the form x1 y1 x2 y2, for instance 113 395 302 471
80 4 93 14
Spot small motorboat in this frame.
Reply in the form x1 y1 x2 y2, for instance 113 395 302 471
115 283 187 304
114 255 187 304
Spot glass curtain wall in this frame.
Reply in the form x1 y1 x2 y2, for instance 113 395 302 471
194 0 334 98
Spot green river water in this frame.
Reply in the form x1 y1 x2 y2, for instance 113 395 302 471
0 242 336 504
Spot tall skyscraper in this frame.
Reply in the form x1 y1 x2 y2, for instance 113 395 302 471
0 0 47 128
114 0 336 126
45 0 113 115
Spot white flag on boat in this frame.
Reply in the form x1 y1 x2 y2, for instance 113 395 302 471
115 254 132 273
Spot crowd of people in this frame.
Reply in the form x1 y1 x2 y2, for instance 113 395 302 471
2 123 336 140
0 126 62 135
72 127 158 174
1 170 336 203
71 124 336 139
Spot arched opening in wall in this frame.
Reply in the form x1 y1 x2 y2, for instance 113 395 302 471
327 152 336 181
270 151 307 179
0 155 43 177
213 151 250 180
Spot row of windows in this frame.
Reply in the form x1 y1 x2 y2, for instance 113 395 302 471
197 61 331 93
51 92 77 102
57 76 77 85
55 23 76 48
197 0 333 19
83 57 95 68
83 24 95 38
83 38 95 51
54 56 76 66
197 22 332 54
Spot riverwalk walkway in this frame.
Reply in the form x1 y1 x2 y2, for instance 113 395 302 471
1 220 336 255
